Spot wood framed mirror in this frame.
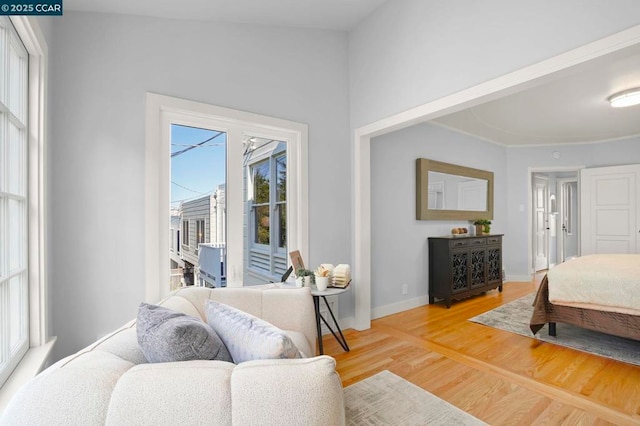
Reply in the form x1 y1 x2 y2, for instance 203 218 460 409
416 158 494 220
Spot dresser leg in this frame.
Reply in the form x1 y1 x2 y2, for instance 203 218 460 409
498 284 503 292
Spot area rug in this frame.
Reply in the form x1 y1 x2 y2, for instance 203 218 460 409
344 370 486 425
469 293 640 366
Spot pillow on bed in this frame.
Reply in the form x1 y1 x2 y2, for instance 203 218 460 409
205 300 302 364
137 303 232 363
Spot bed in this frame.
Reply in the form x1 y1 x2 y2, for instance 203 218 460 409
529 254 640 341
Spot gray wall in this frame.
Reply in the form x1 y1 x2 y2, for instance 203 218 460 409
48 12 351 360
349 0 640 128
371 124 640 310
370 123 507 309
45 3 640 358
505 138 640 276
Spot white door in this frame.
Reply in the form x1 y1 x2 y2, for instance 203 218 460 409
533 175 549 271
580 164 640 255
458 179 487 211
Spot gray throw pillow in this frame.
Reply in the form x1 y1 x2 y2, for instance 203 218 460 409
205 300 302 364
137 303 232 363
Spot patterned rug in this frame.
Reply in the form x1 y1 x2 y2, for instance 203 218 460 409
469 293 640 366
344 370 486 425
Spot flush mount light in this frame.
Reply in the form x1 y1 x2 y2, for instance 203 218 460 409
607 88 640 107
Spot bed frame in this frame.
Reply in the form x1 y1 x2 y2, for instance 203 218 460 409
529 275 640 341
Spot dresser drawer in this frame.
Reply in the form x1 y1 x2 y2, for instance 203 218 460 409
449 239 469 248
487 236 502 244
469 238 486 246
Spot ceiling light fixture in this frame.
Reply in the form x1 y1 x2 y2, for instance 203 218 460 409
607 88 640 108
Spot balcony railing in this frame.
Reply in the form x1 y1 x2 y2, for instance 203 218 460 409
198 243 226 287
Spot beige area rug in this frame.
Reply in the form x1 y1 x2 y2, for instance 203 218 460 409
469 293 640 366
344 370 486 425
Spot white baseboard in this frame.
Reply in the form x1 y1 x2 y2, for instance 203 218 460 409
371 296 429 320
506 275 532 282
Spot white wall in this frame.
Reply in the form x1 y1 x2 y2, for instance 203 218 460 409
349 0 640 128
370 123 506 310
505 137 640 277
49 12 351 360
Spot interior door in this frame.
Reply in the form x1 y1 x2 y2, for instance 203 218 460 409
533 175 549 271
580 164 640 254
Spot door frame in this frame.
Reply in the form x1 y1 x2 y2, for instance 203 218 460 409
145 93 309 302
526 167 583 275
532 174 550 272
354 26 640 330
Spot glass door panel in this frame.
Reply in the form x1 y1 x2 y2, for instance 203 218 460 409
170 124 227 289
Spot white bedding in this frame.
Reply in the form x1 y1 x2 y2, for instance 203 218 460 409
547 254 640 315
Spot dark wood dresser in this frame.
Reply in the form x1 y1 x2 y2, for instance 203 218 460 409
428 234 503 308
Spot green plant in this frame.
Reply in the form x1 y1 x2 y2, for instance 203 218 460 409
296 268 314 277
473 219 492 234
296 268 315 285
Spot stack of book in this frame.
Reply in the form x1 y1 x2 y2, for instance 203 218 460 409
331 264 351 288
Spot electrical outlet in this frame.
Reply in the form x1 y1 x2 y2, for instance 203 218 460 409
402 283 408 295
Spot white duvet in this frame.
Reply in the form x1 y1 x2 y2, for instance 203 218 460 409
547 254 640 315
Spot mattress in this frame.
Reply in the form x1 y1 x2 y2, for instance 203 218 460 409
547 254 640 316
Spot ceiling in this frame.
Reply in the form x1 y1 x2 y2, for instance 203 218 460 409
63 0 388 31
432 42 640 147
63 1 640 146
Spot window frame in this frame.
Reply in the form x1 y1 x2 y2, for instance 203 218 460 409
246 147 288 279
0 16 50 392
145 93 308 300
182 220 190 247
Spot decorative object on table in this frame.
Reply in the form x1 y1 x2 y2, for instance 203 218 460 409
344 370 487 425
331 264 351 288
314 265 331 292
473 218 491 234
451 227 468 237
289 250 305 272
295 268 314 287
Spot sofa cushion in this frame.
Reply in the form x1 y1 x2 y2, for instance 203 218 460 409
205 300 302 364
137 303 232 363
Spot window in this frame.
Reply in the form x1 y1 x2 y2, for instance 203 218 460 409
182 220 190 247
251 160 270 245
145 94 308 297
246 140 287 280
0 17 29 387
196 219 206 245
275 155 286 249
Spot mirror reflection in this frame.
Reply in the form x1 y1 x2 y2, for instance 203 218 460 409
416 158 493 221
427 171 488 211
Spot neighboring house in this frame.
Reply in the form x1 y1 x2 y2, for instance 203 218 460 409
243 139 288 285
180 195 210 286
178 187 227 288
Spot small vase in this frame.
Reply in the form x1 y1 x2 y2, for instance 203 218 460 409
475 225 483 236
295 277 304 288
315 276 329 292
303 276 312 287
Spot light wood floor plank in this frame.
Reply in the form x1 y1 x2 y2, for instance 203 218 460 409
323 278 640 425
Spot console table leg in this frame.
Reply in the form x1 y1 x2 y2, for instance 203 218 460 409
313 296 324 355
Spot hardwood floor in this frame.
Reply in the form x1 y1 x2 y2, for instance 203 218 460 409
321 278 640 425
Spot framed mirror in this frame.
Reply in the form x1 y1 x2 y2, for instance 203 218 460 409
416 158 494 220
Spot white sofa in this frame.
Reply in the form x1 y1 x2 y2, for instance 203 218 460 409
1 286 345 425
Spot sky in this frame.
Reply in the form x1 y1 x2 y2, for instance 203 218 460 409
170 124 226 209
